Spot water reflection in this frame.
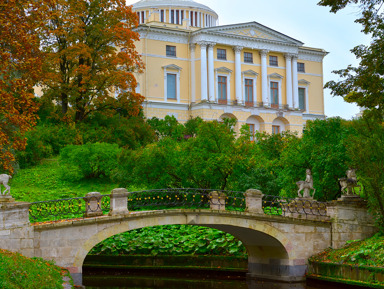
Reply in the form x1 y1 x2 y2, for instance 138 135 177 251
83 268 357 289
83 275 338 289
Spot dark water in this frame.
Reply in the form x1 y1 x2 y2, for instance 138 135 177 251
83 269 362 289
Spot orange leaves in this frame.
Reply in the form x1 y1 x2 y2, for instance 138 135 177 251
0 0 44 173
39 0 144 123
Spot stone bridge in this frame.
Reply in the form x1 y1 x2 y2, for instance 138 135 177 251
0 189 377 286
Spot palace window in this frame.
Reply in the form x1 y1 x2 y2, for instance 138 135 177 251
176 10 180 24
141 11 145 24
171 10 175 24
167 73 177 99
299 87 306 110
190 11 194 26
217 48 227 60
270 81 279 108
245 79 254 106
244 52 253 63
298 62 305 73
160 10 165 22
166 45 176 57
272 125 280 135
218 76 227 104
247 123 255 141
269 55 278 66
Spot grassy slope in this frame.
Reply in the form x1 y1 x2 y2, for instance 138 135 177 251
310 234 384 267
0 249 70 289
11 158 119 202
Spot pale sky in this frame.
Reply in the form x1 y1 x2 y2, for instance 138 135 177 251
127 0 371 119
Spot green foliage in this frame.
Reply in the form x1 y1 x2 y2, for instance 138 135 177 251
318 0 384 116
147 116 204 140
11 158 118 202
116 120 252 190
60 143 121 180
17 111 155 168
279 118 353 201
347 115 384 229
0 249 68 289
89 225 247 257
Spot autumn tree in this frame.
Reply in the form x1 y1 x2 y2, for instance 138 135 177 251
39 0 143 122
0 0 43 173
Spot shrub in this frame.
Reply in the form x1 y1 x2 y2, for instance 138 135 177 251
60 143 121 180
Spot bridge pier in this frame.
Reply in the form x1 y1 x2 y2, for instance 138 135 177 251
0 201 34 258
327 196 377 249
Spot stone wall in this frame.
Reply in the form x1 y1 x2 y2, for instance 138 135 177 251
0 202 34 258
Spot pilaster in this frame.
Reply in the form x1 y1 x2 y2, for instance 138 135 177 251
234 46 243 104
207 43 216 102
260 49 269 106
292 55 299 109
198 42 208 102
285 54 293 109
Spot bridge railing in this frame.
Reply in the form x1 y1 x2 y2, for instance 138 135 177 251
262 195 328 218
29 188 328 223
127 188 246 212
29 194 111 223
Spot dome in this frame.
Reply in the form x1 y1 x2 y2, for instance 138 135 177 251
133 0 218 17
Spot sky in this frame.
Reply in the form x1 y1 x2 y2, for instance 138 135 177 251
127 0 372 119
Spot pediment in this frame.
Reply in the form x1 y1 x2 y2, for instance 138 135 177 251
201 22 303 45
242 70 258 76
215 67 232 73
162 64 182 71
268 73 284 79
299 79 311 85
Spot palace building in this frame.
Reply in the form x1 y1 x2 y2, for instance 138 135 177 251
132 0 327 134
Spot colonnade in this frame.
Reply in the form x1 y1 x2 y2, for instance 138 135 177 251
193 42 301 109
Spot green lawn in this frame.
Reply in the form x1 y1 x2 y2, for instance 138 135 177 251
11 158 119 203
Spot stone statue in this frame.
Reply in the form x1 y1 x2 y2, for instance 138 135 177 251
296 169 316 198
339 168 361 196
0 174 12 196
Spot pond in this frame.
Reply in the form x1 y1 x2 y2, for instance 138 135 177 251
83 269 361 289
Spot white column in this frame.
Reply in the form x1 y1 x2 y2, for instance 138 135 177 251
200 42 208 101
285 54 293 109
208 43 215 102
190 44 196 103
234 46 243 104
260 50 269 106
179 10 182 25
292 55 299 109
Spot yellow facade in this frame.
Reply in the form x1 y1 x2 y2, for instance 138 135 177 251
132 0 327 135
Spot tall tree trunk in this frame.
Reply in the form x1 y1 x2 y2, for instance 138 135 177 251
61 92 68 115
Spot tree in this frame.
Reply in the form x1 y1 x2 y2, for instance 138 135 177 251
0 0 43 173
116 120 251 190
279 118 352 201
39 0 144 122
318 0 384 228
318 0 384 116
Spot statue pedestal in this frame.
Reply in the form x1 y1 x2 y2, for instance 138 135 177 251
338 194 363 202
0 195 15 203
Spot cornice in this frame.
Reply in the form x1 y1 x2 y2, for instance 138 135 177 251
298 48 328 63
197 22 304 46
191 32 300 54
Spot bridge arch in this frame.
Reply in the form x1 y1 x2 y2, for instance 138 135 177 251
72 211 299 282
